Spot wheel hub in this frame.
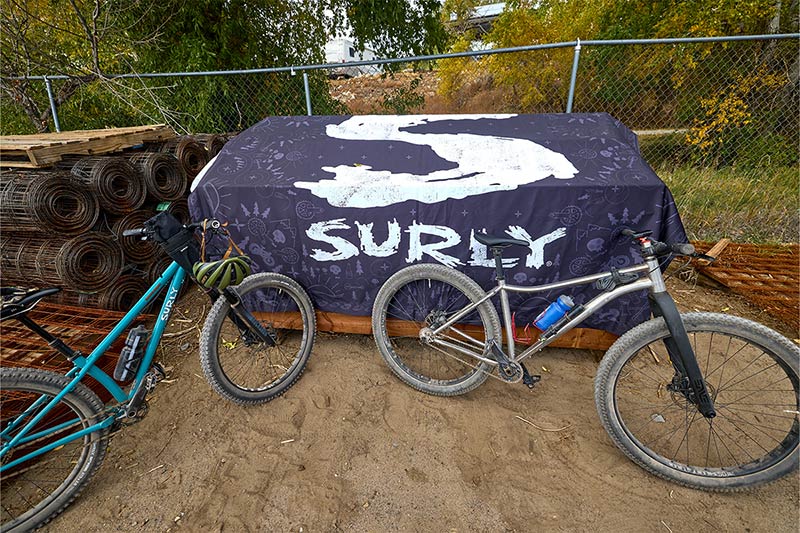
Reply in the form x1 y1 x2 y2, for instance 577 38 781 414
419 327 435 343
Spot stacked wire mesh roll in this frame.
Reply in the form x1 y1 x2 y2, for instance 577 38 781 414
0 133 227 311
160 136 210 185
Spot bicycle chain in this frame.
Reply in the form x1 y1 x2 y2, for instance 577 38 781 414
426 339 519 385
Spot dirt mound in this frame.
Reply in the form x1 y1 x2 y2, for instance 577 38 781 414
330 71 446 114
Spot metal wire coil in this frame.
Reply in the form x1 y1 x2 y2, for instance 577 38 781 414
1 233 124 292
55 274 150 311
110 210 159 264
70 156 147 215
160 136 209 179
147 253 173 285
127 152 187 202
194 134 228 158
0 171 99 235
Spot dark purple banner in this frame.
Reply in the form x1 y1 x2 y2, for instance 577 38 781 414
189 113 686 335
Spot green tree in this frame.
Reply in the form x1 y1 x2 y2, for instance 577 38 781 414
1 0 160 132
1 0 448 134
439 0 614 112
590 0 798 165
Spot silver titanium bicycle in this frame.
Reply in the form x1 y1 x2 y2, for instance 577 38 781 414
371 228 799 491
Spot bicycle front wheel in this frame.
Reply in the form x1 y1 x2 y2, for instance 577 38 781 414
1 367 109 533
372 264 502 396
595 312 799 491
200 272 316 405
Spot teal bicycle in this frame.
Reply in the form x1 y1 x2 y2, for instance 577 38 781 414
0 212 316 532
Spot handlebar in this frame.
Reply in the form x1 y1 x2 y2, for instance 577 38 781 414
122 218 223 240
621 229 713 261
122 228 147 238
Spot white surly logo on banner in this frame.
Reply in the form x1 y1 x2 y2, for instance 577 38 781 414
306 218 567 269
294 115 579 208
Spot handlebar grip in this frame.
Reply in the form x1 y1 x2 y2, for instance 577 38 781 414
122 228 146 237
671 243 696 256
187 219 220 230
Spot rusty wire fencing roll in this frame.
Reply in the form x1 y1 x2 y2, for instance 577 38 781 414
147 253 173 284
127 152 187 202
194 134 227 158
165 198 191 225
56 274 150 311
110 210 159 264
1 233 123 292
71 156 146 215
0 171 99 235
142 198 191 227
160 136 208 179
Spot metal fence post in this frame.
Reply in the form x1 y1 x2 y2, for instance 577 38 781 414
566 39 582 113
43 76 62 132
303 72 312 116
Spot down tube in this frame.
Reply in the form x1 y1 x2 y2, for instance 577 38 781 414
132 265 186 389
65 262 185 403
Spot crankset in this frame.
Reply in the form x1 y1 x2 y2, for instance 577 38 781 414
121 363 166 421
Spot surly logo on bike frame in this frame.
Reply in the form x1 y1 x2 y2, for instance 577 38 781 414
305 218 566 269
160 286 179 321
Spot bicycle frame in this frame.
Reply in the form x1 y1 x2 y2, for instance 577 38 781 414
0 261 187 470
429 261 659 365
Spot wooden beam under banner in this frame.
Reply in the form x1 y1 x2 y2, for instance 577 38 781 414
257 311 618 351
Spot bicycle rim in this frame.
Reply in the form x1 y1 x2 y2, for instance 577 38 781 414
214 282 310 393
382 276 494 388
1 380 104 531
612 326 799 479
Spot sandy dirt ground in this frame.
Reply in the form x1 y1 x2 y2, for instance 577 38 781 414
43 272 799 533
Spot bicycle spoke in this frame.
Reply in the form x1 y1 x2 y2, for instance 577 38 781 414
602 317 799 486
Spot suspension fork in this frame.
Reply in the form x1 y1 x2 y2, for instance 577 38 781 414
203 286 277 346
649 291 716 419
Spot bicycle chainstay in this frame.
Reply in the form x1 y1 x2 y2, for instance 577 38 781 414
424 331 541 389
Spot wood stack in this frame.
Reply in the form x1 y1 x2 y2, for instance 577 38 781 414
0 126 230 311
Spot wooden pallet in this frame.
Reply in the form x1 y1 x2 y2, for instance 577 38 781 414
694 241 799 330
0 125 177 168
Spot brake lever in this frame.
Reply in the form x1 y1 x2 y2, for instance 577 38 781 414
691 252 717 263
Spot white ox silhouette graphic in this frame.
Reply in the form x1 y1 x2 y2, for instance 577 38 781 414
294 115 579 208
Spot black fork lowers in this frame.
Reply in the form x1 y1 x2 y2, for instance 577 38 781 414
650 292 717 418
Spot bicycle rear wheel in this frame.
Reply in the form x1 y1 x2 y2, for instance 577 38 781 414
1 367 109 532
372 264 501 396
595 312 799 490
200 272 316 405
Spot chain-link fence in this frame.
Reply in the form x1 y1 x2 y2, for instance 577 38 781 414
2 34 797 169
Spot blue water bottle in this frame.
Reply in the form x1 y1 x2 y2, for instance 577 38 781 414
533 295 574 331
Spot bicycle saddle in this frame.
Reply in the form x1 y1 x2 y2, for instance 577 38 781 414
0 287 61 321
474 232 529 249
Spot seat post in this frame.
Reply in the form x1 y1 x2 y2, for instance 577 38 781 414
16 314 79 361
492 248 506 281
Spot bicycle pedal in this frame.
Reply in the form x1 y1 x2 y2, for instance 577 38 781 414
520 363 541 390
522 374 542 389
151 362 167 381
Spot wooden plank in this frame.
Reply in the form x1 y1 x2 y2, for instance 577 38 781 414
258 310 617 351
697 238 730 265
0 125 177 168
0 160 40 168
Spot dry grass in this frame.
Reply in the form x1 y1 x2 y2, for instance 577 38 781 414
659 165 799 244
